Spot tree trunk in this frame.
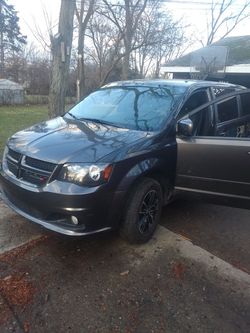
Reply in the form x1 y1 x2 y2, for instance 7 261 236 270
76 25 84 102
122 43 131 80
122 0 132 80
0 30 4 78
0 3 4 78
76 0 95 101
48 0 76 118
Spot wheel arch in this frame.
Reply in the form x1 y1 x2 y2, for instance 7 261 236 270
118 166 174 215
113 155 175 227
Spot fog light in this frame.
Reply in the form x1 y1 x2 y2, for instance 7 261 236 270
71 216 79 225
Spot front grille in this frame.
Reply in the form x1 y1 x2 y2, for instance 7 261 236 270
20 166 50 185
25 156 56 172
6 159 19 177
5 148 57 186
8 148 21 161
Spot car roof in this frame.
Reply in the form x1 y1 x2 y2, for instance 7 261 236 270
103 79 245 90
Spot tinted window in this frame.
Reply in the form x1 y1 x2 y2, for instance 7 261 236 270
67 85 187 131
216 123 247 138
178 90 208 119
216 95 250 138
241 93 250 116
187 93 250 138
217 97 238 123
190 106 214 136
212 87 235 98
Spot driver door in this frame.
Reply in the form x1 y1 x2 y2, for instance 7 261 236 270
175 90 250 208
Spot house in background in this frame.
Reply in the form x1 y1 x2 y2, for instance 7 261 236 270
161 35 250 88
0 79 24 105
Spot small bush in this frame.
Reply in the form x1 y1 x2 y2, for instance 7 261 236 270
25 95 48 105
25 95 77 105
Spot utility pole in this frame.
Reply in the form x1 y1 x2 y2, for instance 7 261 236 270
0 2 4 78
48 0 76 118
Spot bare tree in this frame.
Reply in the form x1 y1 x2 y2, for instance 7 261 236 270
26 4 55 54
5 43 51 94
75 0 96 101
86 16 120 84
48 0 76 118
132 7 186 78
85 12 127 86
84 0 186 85
205 0 250 45
101 0 149 80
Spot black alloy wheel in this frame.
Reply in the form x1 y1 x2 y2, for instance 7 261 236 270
137 189 159 234
120 178 163 244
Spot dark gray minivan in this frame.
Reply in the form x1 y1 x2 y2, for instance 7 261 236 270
0 79 249 243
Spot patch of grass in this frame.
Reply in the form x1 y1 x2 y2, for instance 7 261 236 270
0 105 48 158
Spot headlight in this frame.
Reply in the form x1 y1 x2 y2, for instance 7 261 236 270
58 163 113 186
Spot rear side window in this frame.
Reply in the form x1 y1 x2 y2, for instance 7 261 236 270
212 87 235 98
217 97 238 123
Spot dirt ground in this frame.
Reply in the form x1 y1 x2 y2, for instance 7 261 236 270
0 199 250 333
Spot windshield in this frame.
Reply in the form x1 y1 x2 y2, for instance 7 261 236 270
66 85 187 132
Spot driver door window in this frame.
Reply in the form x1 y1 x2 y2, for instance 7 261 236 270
184 91 250 139
189 106 214 136
178 90 209 119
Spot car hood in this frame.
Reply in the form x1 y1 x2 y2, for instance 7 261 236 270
7 117 150 163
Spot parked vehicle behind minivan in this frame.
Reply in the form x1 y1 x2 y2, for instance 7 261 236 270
1 79 249 243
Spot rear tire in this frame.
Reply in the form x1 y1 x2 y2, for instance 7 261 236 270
120 178 163 244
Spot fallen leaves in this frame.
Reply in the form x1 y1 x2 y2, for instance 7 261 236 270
177 233 192 242
23 321 30 333
120 270 129 276
231 261 250 274
0 273 36 306
0 235 49 264
172 262 185 280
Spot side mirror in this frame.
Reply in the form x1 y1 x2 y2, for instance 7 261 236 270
177 118 193 137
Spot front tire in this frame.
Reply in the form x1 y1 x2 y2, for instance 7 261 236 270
120 178 163 244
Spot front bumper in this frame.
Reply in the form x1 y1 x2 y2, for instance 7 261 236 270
0 169 124 236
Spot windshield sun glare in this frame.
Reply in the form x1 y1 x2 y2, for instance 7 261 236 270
67 86 187 131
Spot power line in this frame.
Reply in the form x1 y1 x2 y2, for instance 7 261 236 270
159 0 213 5
74 0 250 11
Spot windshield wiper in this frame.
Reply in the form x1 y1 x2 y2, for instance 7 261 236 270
67 112 79 120
80 117 122 128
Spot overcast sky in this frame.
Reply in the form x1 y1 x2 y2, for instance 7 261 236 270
11 0 249 52
12 0 60 49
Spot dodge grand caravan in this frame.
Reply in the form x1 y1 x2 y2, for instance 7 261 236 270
1 79 249 243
